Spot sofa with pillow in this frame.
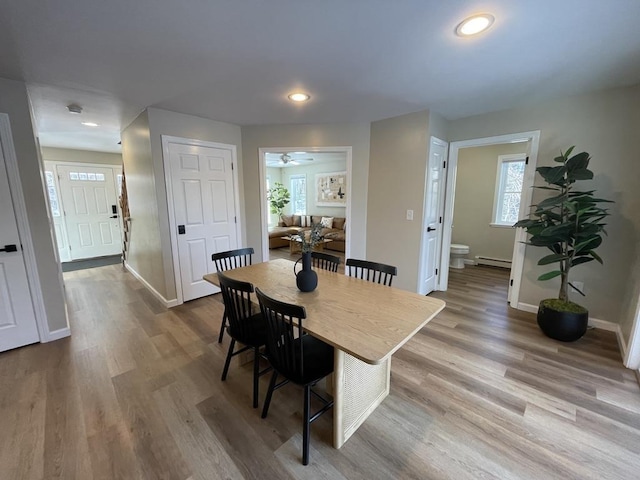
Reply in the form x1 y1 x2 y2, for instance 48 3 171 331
268 214 346 252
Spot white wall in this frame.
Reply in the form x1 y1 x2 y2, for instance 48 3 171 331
452 143 526 263
0 78 67 333
241 123 370 261
448 84 640 329
41 147 122 165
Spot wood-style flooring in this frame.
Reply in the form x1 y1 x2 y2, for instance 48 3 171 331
1 264 639 479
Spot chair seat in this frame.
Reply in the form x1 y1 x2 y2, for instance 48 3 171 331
271 336 334 385
228 313 267 347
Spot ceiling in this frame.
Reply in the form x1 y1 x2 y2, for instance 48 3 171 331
265 151 346 168
2 0 640 153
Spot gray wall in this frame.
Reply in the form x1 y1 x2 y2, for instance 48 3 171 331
241 123 371 261
121 108 243 301
41 147 122 165
367 110 431 292
452 143 526 263
448 84 640 330
0 78 67 333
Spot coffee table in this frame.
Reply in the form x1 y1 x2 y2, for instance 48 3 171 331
282 235 333 255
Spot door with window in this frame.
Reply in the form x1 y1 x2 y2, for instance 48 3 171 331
56 165 121 260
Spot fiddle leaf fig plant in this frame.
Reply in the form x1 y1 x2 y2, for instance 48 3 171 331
514 146 613 305
267 182 290 217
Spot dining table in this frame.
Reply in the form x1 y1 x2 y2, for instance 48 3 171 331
203 258 446 448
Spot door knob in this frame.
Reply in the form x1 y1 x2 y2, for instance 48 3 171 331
427 227 436 232
0 244 18 253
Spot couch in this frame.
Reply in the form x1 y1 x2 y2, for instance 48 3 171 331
268 215 346 252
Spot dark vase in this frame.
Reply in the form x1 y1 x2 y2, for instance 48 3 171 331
537 299 588 342
295 252 318 292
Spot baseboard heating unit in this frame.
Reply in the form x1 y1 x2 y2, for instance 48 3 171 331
475 256 512 268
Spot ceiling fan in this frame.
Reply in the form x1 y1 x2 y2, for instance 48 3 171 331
265 153 314 167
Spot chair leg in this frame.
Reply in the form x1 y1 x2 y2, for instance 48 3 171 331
217 309 227 343
221 339 235 381
252 347 260 408
302 385 311 465
261 370 278 419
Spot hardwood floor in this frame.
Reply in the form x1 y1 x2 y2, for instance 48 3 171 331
1 264 639 479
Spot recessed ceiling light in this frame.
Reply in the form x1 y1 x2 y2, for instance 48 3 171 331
81 122 99 127
288 93 310 102
293 151 307 154
456 13 495 36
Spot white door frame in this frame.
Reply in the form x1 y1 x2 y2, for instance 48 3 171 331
440 131 540 308
44 160 122 262
258 146 353 263
0 113 60 342
417 136 448 295
162 135 242 305
625 292 640 371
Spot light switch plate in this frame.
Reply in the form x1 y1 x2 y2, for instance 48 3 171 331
406 209 414 221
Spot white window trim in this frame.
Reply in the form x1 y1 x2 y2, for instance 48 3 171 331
491 153 526 226
290 174 307 215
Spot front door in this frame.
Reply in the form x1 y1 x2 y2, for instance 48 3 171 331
56 165 121 260
168 141 238 302
420 137 447 295
0 134 39 352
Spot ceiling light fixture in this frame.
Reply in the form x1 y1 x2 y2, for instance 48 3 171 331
67 104 83 114
288 92 310 102
456 13 495 36
81 122 99 127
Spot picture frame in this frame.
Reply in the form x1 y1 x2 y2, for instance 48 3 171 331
315 171 347 206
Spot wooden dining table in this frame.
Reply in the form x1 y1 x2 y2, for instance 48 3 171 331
203 258 445 448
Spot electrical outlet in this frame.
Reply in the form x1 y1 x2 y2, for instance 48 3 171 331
406 209 414 221
571 281 584 294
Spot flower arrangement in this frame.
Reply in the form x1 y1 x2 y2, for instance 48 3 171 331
297 223 325 253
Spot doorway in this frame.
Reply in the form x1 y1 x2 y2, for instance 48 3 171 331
440 131 540 307
258 147 353 263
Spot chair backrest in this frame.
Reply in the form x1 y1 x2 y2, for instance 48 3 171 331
311 251 340 272
255 288 307 380
212 247 254 272
217 271 256 341
345 258 397 286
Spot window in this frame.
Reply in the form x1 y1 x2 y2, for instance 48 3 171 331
45 171 61 217
492 154 526 226
290 174 306 215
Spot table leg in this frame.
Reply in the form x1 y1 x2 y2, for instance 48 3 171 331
332 349 390 448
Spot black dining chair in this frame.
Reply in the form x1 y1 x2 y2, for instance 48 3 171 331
212 247 254 343
217 271 270 408
255 288 334 466
345 258 397 286
311 251 340 272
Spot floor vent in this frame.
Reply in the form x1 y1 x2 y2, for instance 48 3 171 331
475 255 511 268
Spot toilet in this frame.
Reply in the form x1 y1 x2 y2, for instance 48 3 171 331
450 244 470 269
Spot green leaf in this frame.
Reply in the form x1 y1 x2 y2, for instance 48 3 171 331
563 146 575 158
566 151 590 171
536 194 566 209
570 169 594 181
538 253 568 265
571 256 594 267
590 250 603 264
539 165 566 185
538 270 562 281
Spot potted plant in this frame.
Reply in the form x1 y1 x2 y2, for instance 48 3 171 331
267 182 290 219
514 146 613 341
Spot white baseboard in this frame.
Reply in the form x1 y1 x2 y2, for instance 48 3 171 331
124 261 178 308
45 327 71 342
463 259 476 265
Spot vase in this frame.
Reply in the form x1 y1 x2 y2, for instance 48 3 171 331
295 252 318 292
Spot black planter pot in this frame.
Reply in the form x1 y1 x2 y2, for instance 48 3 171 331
295 252 318 292
537 299 588 342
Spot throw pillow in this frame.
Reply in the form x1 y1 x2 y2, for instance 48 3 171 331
281 214 293 227
300 215 312 227
320 216 334 228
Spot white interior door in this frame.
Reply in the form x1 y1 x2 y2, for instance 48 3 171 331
168 142 238 302
419 137 447 295
56 165 121 260
0 137 39 352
